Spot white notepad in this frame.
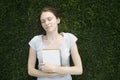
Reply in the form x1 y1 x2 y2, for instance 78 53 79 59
42 49 61 66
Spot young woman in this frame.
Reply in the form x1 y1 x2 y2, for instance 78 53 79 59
28 7 83 80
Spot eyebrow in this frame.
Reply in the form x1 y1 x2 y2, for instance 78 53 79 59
41 17 53 20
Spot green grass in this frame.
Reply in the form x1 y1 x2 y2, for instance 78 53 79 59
0 0 119 80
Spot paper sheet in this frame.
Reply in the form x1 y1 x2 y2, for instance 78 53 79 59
42 49 61 66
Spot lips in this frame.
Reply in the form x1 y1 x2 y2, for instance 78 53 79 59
45 26 52 30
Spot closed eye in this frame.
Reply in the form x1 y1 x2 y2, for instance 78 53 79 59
41 20 45 23
47 17 53 21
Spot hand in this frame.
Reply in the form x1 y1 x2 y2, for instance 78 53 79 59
40 63 59 73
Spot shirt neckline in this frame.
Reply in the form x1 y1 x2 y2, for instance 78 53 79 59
40 32 65 49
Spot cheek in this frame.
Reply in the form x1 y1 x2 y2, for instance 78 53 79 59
41 24 46 29
53 20 59 25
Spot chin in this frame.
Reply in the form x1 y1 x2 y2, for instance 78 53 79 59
46 28 55 32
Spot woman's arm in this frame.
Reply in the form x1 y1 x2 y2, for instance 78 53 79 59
41 43 83 75
28 47 65 77
57 43 83 75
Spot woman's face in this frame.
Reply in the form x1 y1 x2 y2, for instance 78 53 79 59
40 11 60 33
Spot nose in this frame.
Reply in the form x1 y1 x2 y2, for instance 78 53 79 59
45 20 49 25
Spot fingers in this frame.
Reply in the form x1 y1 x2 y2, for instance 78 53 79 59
40 63 53 72
40 63 45 66
40 63 45 71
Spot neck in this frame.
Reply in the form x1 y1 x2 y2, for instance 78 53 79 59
45 31 60 40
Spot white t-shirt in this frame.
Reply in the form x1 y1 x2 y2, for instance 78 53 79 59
29 32 78 80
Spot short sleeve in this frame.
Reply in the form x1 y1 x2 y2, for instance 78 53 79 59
28 36 38 50
67 33 78 47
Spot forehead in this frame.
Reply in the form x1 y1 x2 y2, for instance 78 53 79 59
40 11 56 20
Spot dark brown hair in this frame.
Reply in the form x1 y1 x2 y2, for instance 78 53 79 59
39 7 60 19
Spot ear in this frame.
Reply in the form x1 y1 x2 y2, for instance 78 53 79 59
57 17 60 24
